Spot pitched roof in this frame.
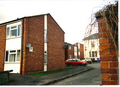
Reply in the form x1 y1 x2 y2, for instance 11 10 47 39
0 13 49 25
0 13 65 33
83 33 99 40
63 42 77 49
64 42 77 46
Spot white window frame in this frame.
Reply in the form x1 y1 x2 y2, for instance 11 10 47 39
92 51 94 57
6 24 21 39
95 51 97 57
89 51 91 57
69 46 71 50
91 41 95 47
69 55 72 58
5 49 21 63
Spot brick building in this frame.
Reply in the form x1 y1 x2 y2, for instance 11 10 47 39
63 42 78 60
74 43 84 60
0 13 65 75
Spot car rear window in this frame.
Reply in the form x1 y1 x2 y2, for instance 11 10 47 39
77 59 80 61
67 59 80 61
67 59 75 61
67 59 72 61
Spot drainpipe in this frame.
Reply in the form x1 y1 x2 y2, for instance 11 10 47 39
118 30 120 85
20 18 24 75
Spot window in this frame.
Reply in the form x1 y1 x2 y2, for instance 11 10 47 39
17 50 20 61
74 46 77 58
18 25 21 36
69 46 71 50
88 51 97 57
5 50 21 62
92 51 94 57
89 51 91 57
6 27 10 38
69 55 72 58
6 25 21 38
74 46 77 52
9 53 16 62
91 42 95 47
6 51 9 61
95 51 97 57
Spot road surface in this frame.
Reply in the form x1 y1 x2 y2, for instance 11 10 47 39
50 63 101 85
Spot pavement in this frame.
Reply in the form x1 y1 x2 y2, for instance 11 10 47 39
0 65 94 85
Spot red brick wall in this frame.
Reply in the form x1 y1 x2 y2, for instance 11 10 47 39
66 45 74 59
47 14 65 71
74 43 84 60
80 44 84 59
21 16 44 75
98 18 118 85
0 25 6 71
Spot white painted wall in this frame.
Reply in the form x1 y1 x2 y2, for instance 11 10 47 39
4 21 21 73
84 39 99 60
6 38 21 50
74 46 77 58
4 63 20 73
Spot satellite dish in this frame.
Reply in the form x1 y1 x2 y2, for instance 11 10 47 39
26 43 31 48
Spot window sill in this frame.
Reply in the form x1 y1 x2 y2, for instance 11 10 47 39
5 62 20 64
6 36 21 40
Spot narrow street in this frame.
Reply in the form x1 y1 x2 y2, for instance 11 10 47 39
50 63 101 85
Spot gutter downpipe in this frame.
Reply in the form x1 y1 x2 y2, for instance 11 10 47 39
20 18 24 75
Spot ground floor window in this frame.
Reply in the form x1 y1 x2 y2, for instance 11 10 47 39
94 51 97 57
5 49 21 62
89 51 97 57
92 51 94 57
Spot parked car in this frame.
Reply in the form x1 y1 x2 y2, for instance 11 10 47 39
65 58 87 66
82 58 92 64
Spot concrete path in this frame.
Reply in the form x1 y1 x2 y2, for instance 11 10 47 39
0 65 93 85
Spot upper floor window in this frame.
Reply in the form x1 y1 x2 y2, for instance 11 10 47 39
69 46 71 50
6 25 21 38
69 55 72 58
74 46 77 52
91 42 95 47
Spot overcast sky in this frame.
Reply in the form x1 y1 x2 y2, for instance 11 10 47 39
0 0 114 44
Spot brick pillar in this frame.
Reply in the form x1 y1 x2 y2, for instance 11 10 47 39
80 44 84 60
0 25 6 71
98 18 118 85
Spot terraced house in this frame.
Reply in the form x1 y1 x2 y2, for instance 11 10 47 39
0 13 65 75
83 33 100 61
63 42 78 60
